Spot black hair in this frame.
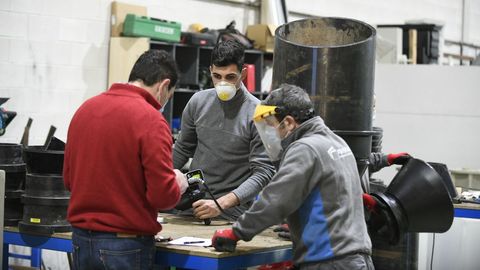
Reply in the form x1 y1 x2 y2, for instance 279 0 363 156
128 50 179 87
262 83 315 123
211 40 245 71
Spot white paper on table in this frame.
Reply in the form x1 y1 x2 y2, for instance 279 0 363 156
168 236 212 247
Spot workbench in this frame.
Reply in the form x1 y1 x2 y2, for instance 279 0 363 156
3 214 292 270
452 202 480 219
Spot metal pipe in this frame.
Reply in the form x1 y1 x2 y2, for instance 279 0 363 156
198 0 260 8
288 10 314 18
445 39 480 49
461 0 466 65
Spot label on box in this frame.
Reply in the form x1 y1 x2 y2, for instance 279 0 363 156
30 218 41 223
155 25 174 35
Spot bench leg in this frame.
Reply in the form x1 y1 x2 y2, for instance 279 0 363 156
2 243 9 270
30 248 41 268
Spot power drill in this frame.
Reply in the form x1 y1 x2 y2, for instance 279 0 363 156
174 169 211 225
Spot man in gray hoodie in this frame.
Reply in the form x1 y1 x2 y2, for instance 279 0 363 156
173 40 275 220
212 84 374 270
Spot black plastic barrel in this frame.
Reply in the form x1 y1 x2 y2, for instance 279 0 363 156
377 158 454 234
19 141 71 234
0 143 26 226
0 143 24 164
23 146 64 175
272 17 376 175
19 174 71 234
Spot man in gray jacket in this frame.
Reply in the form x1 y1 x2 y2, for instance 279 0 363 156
173 40 275 220
212 84 374 270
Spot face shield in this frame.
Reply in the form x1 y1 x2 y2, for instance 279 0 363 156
253 105 283 161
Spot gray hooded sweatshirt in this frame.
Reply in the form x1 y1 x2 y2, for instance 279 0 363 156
173 85 275 218
233 116 372 266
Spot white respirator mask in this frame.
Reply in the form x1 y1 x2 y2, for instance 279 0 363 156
215 81 238 101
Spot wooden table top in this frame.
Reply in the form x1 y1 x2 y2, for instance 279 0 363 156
156 214 291 258
4 214 292 259
454 202 480 210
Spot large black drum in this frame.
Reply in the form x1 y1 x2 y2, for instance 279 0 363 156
0 143 26 226
272 17 376 176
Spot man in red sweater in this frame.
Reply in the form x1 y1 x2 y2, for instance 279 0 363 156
64 50 188 270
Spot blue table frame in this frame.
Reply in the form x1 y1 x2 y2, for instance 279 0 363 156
3 231 72 270
156 247 292 270
4 206 479 269
454 207 480 219
3 229 292 270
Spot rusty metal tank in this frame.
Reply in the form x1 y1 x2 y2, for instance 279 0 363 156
272 17 376 176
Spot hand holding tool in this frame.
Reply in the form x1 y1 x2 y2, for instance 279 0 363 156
174 169 211 225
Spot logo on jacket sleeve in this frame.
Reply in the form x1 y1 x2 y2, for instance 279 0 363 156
327 146 353 160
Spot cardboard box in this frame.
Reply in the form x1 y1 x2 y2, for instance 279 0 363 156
123 14 181 42
108 37 149 86
111 1 147 37
246 24 277 53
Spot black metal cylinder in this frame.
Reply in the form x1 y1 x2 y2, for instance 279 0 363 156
0 143 24 164
23 146 64 174
0 143 26 226
19 146 71 234
24 173 70 197
19 173 71 234
272 17 376 175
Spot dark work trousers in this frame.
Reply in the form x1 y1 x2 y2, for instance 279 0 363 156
71 226 155 270
297 253 375 270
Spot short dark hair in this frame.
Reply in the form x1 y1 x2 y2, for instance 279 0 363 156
262 84 315 123
211 40 245 71
128 50 179 87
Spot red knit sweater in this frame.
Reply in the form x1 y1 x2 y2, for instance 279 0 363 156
64 83 180 235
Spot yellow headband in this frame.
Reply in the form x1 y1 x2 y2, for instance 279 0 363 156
253 105 278 122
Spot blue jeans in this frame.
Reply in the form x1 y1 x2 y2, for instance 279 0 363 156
72 227 155 270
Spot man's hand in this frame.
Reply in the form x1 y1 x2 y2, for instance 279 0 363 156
273 224 291 240
192 192 240 220
174 169 188 194
387 152 411 165
192 199 221 219
212 229 239 252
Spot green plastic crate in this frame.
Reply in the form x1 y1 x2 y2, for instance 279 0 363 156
123 14 181 42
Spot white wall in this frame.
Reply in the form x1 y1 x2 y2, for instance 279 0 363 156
372 64 480 183
0 0 111 145
1 0 478 144
0 0 258 146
